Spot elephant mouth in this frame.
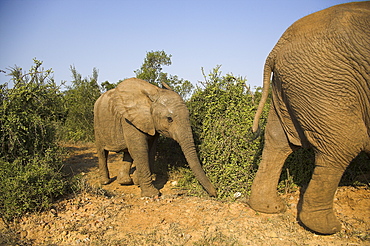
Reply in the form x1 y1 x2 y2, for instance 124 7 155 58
157 129 170 138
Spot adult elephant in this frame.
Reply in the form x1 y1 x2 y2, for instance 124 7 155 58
94 78 217 198
248 2 369 234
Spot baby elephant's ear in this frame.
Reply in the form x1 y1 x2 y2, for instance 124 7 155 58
109 78 157 136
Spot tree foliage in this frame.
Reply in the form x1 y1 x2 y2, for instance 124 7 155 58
135 50 194 99
134 50 172 85
101 80 118 92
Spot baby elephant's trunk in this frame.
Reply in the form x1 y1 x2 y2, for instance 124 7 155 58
176 132 217 197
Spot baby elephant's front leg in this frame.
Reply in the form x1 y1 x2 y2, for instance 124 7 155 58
135 157 160 197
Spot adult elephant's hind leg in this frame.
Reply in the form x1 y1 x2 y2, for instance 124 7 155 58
248 108 295 213
299 160 343 234
299 124 365 234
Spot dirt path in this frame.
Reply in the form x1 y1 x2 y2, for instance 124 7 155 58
1 143 369 245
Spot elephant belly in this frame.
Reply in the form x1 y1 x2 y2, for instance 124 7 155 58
95 118 127 152
103 127 127 152
105 144 127 153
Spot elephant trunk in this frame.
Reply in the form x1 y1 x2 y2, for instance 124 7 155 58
175 130 217 197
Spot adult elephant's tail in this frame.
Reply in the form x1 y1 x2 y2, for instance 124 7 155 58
252 55 273 133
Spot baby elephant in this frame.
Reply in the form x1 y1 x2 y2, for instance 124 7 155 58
94 78 217 198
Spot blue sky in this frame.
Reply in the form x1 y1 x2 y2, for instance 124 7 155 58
0 0 361 89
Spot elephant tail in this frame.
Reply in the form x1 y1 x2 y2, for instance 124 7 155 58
252 56 273 133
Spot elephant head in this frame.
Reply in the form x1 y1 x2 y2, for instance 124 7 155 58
107 78 217 197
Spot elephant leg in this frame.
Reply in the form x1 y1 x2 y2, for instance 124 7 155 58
299 122 366 234
248 107 296 213
131 167 139 185
124 126 160 197
148 134 159 180
299 152 360 234
117 152 134 185
299 160 343 234
97 147 110 185
134 152 160 197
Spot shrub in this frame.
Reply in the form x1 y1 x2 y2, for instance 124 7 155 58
0 60 67 221
0 149 66 221
183 66 269 199
60 66 101 142
0 60 65 162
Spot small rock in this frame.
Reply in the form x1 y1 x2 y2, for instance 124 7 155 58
184 234 192 241
20 230 28 239
44 224 51 230
50 208 58 217
234 192 242 199
266 231 278 238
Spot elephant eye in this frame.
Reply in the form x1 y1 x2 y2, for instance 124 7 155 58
167 116 173 123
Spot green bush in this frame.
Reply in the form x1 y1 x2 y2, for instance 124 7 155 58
60 66 101 142
0 60 67 221
182 66 269 199
0 60 65 162
0 149 66 221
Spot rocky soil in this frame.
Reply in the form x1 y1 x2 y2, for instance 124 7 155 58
1 143 369 245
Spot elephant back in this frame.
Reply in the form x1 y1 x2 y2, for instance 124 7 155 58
266 1 370 144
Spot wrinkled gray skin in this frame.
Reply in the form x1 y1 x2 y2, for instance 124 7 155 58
249 2 370 235
94 78 217 198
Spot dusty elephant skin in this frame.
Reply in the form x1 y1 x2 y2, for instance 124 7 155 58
94 78 217 198
248 2 370 235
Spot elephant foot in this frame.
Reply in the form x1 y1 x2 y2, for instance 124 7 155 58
140 185 160 198
117 177 133 185
132 171 139 185
100 177 111 185
118 170 139 185
117 170 133 185
299 208 341 234
248 193 286 214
